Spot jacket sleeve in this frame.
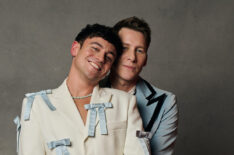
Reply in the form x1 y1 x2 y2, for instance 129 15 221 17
124 95 151 155
152 94 178 155
19 98 46 155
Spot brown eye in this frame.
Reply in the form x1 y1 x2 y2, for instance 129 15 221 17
92 47 99 51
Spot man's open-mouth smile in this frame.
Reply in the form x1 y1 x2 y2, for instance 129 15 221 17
89 61 101 71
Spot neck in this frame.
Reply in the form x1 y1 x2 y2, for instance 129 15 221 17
67 65 96 97
110 72 138 92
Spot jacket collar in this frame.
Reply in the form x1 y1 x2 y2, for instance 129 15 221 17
100 76 157 101
136 77 156 100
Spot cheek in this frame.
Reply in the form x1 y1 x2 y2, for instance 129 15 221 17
118 55 127 64
137 56 147 67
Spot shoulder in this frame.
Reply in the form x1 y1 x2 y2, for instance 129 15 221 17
151 84 177 113
21 89 56 121
24 89 54 104
138 78 175 96
152 85 175 98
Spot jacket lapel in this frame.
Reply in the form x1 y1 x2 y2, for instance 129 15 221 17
136 78 166 131
52 79 86 136
136 78 156 104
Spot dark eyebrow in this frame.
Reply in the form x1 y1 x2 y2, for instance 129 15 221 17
90 42 103 48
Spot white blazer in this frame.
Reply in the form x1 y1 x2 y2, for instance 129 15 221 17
17 79 150 155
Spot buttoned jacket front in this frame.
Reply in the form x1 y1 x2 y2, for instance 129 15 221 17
18 80 148 155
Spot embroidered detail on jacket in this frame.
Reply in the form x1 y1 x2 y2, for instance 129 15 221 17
24 89 56 121
84 102 112 136
14 116 21 153
47 138 71 155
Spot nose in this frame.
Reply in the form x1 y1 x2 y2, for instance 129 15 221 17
127 48 136 62
96 51 105 64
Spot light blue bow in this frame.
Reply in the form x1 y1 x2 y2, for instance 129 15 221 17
47 138 71 155
84 102 112 136
13 116 21 153
24 89 56 121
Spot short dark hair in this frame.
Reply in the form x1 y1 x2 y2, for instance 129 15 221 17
113 16 151 50
75 24 123 64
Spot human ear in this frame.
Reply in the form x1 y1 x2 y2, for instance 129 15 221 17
70 41 80 57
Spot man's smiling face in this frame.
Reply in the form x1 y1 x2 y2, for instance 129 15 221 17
71 37 116 84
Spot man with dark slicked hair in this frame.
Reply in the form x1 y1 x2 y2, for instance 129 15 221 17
15 24 150 155
101 17 178 155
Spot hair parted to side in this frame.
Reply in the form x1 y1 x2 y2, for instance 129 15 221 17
75 24 123 64
113 16 151 50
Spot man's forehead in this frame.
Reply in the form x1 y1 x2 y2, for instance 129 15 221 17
119 28 146 49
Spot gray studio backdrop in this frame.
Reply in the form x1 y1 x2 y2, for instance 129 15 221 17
1 0 234 155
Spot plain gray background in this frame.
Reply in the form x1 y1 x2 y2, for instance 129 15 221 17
1 0 234 154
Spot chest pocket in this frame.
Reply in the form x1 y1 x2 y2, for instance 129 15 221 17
47 138 71 155
107 121 127 135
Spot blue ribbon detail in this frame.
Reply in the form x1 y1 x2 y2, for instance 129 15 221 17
24 89 56 121
14 116 21 153
47 138 71 155
84 102 112 136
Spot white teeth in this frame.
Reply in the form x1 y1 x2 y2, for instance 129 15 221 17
90 62 100 70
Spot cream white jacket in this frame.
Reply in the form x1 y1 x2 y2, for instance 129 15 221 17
18 80 150 155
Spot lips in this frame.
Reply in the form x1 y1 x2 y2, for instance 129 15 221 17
122 64 135 70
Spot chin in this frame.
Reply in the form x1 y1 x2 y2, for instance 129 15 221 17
121 75 136 82
85 73 100 81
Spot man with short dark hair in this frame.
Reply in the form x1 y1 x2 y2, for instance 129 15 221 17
15 24 149 155
101 17 178 155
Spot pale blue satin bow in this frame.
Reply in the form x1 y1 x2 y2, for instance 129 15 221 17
84 102 112 136
47 138 71 155
24 89 56 121
13 116 21 153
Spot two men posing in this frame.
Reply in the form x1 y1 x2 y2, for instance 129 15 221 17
16 17 178 155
